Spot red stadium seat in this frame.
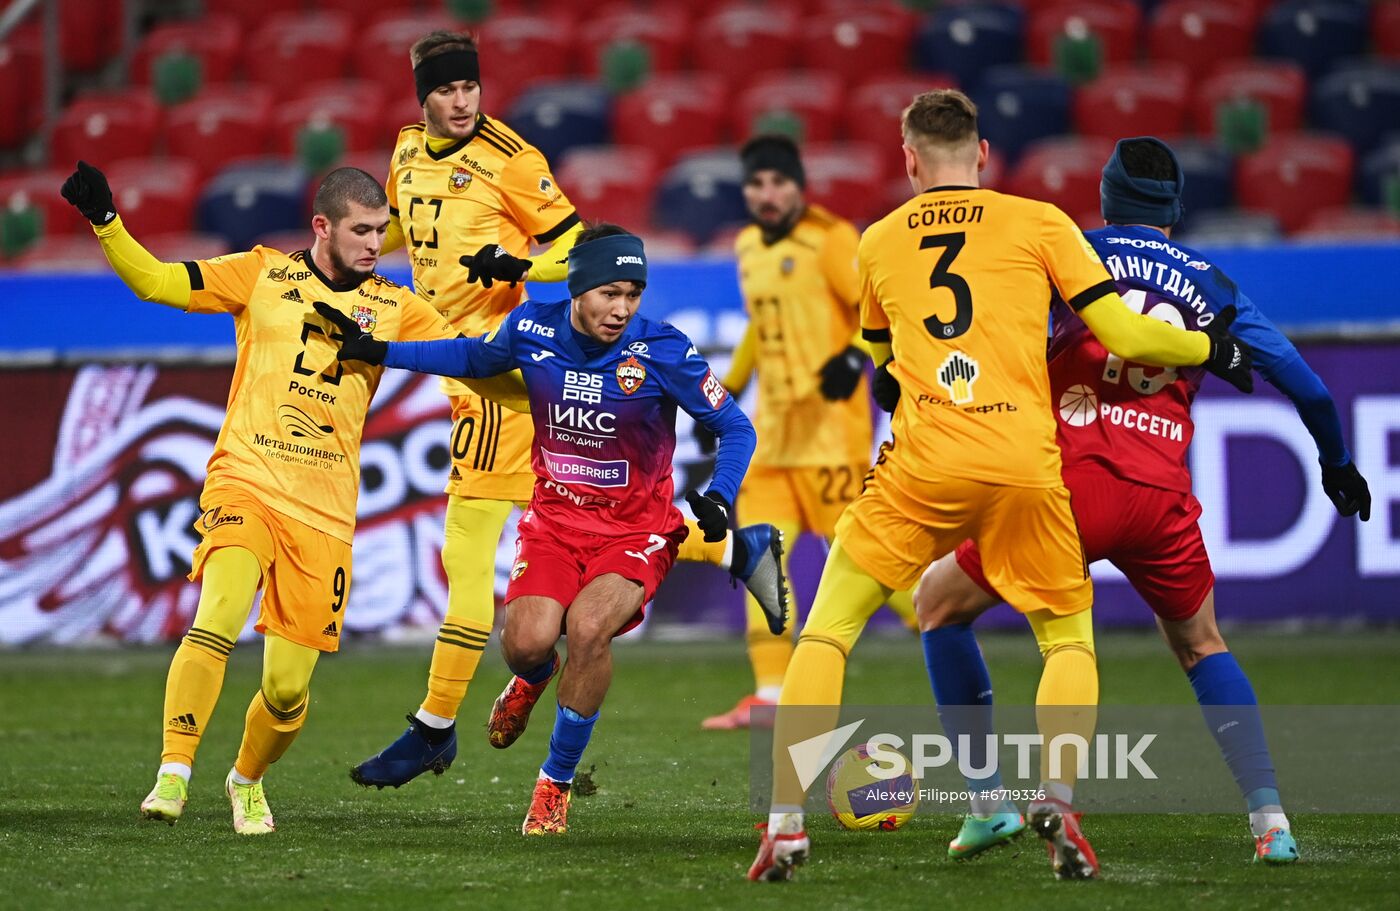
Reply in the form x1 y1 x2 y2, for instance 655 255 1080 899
1147 0 1254 76
1028 0 1144 69
613 73 727 167
557 146 660 229
692 3 800 87
380 95 429 148
51 91 161 171
802 142 887 224
0 35 43 149
1006 137 1116 218
1380 1 1400 60
202 0 296 36
1296 206 1400 240
800 5 913 82
1235 133 1354 234
59 0 122 72
12 235 111 272
845 74 958 143
1194 61 1307 136
478 14 576 112
1074 64 1190 140
245 12 352 88
578 8 689 77
131 16 243 85
356 12 457 101
165 85 274 180
273 82 389 156
735 71 844 143
141 232 233 262
252 229 316 255
0 169 88 237
103 158 200 237
638 228 699 259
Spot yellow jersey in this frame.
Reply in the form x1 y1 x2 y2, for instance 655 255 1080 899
734 205 871 467
859 186 1114 488
186 247 457 542
386 113 579 337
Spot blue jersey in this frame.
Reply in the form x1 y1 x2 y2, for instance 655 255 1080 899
382 299 756 536
1047 225 1348 491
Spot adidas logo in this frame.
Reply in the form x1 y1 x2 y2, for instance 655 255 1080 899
401 171 412 183
168 713 199 734
281 288 303 302
322 620 339 638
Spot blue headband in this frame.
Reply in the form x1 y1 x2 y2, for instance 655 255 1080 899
567 234 648 297
1100 137 1184 227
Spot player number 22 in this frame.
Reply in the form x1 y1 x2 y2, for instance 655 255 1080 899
920 232 973 340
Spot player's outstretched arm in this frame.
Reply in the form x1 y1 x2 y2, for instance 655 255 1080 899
315 301 521 383
522 221 584 284
1078 292 1254 393
61 161 193 308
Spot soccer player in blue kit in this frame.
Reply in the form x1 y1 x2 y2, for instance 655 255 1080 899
319 224 762 834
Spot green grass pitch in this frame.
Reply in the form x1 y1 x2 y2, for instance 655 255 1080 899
3 631 1398 910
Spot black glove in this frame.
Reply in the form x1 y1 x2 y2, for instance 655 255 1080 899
59 160 117 225
871 358 901 412
693 421 718 456
460 244 532 289
1321 460 1371 521
686 490 731 542
312 301 388 365
1201 305 1254 394
818 346 867 400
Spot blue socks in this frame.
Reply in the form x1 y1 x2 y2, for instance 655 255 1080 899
922 626 1004 807
518 652 558 685
1187 652 1280 811
540 703 598 784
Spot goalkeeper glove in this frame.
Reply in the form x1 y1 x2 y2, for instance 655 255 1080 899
685 490 731 542
59 160 117 226
1321 460 1371 520
1201 305 1254 394
313 301 388 365
460 244 532 289
871 358 901 412
693 421 718 456
818 346 867 400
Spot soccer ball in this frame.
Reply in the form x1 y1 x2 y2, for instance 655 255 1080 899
826 742 919 831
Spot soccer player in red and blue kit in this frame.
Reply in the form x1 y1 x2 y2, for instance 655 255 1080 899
319 224 760 834
885 138 1372 870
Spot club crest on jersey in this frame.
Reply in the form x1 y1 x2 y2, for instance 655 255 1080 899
510 560 528 581
449 167 472 193
781 256 795 276
351 305 377 332
616 355 647 395
937 351 979 405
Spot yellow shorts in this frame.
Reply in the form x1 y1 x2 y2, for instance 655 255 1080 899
447 393 535 502
738 463 867 538
188 488 353 652
836 460 1091 616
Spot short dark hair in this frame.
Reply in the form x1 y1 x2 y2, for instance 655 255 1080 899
575 221 632 245
902 89 979 149
312 167 388 222
1117 139 1179 182
410 29 479 68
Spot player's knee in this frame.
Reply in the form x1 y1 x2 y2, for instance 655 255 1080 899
564 613 617 658
794 631 851 659
261 673 309 713
501 630 554 676
913 570 983 632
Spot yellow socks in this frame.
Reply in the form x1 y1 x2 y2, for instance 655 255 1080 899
234 634 318 780
1027 608 1099 792
160 545 260 767
425 495 514 720
422 619 491 718
746 520 800 697
676 518 731 567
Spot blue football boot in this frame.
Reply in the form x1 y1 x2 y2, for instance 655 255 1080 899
350 714 457 788
732 524 789 635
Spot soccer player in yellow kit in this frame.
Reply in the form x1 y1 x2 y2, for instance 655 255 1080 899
352 31 786 787
698 136 916 731
59 162 521 834
748 91 1254 881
